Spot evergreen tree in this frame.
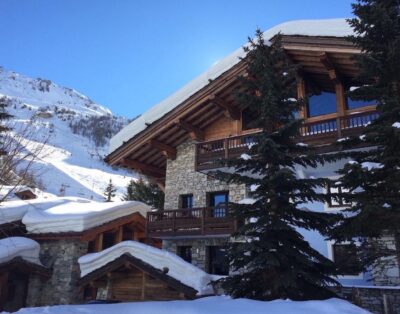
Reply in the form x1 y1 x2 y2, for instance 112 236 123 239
0 97 12 154
104 179 117 202
330 0 400 268
123 178 164 210
215 30 343 300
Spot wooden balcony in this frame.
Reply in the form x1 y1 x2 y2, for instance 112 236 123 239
146 207 236 238
195 107 378 171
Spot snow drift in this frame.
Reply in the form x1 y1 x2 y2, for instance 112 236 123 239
22 199 151 233
7 296 370 314
0 237 42 265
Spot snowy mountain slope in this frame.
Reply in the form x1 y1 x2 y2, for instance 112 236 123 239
0 67 135 200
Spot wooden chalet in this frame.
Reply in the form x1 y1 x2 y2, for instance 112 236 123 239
0 257 50 312
79 253 198 302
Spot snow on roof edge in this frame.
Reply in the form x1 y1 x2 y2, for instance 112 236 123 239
0 237 42 265
78 240 217 295
108 18 353 156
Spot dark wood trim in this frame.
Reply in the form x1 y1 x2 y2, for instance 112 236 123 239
0 257 51 279
175 119 205 141
122 158 165 178
78 253 198 299
148 139 177 160
208 95 240 121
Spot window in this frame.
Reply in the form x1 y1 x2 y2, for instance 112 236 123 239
208 191 229 217
326 182 350 208
177 246 192 263
180 194 193 209
207 246 229 275
102 231 116 250
332 243 359 276
308 91 337 117
346 87 376 110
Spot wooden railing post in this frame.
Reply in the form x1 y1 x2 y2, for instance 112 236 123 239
336 116 342 139
224 138 229 166
172 211 176 233
201 208 206 235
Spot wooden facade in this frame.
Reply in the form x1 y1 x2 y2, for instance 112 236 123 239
79 253 198 302
105 35 373 182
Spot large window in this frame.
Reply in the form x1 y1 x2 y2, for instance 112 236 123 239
346 87 376 110
208 191 229 217
207 246 229 275
308 91 337 117
332 243 359 276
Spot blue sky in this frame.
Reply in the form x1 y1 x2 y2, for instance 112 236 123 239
0 0 354 118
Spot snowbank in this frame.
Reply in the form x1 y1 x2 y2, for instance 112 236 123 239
109 18 353 154
8 296 370 314
0 237 42 265
78 241 217 295
0 196 78 225
22 199 151 233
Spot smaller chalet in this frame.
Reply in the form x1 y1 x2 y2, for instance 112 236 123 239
0 237 50 312
78 241 216 302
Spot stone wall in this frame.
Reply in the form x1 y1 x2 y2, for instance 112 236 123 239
338 286 400 314
371 234 400 286
163 237 229 271
26 239 88 306
164 140 246 209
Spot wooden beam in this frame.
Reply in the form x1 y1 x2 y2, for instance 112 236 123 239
148 139 176 160
94 233 103 252
209 95 240 120
296 73 307 119
320 52 341 84
122 158 164 177
174 119 204 141
116 226 123 243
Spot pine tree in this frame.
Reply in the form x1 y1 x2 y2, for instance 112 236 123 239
104 179 117 202
0 97 12 155
330 0 400 269
215 30 343 301
123 178 164 210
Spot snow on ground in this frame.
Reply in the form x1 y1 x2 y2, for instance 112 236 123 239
0 67 135 200
0 237 41 265
78 240 217 295
110 18 354 154
22 200 151 233
6 296 371 314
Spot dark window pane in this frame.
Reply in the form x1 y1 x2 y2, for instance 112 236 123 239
207 246 229 275
180 194 193 209
308 92 337 117
177 246 192 263
208 192 229 217
102 232 116 250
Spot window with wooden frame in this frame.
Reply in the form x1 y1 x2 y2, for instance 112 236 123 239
326 182 350 208
179 194 194 209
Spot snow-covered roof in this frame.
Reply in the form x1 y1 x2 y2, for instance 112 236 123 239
78 241 218 295
22 199 151 234
109 18 353 155
0 237 42 265
0 196 79 225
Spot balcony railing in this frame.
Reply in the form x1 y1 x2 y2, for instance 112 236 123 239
146 207 236 238
196 108 378 171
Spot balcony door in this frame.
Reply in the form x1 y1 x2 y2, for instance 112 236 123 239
208 191 229 218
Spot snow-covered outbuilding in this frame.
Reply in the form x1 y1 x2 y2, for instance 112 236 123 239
0 237 50 312
78 241 217 301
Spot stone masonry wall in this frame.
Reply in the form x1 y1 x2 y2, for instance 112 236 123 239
164 140 246 209
26 239 88 306
337 286 400 314
372 234 400 286
163 140 245 271
162 238 229 271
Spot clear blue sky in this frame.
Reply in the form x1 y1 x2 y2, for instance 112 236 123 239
0 0 354 118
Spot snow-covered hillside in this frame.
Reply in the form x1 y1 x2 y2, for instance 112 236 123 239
0 67 135 200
